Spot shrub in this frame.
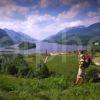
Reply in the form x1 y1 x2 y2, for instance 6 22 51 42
91 45 100 55
35 61 50 79
19 67 35 78
85 66 100 82
0 54 34 78
7 65 18 75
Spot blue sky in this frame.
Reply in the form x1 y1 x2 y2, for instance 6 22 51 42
0 0 100 40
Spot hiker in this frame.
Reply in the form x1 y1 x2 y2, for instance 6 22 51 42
75 50 85 85
75 51 92 85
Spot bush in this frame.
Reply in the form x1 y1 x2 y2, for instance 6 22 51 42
7 65 18 75
91 45 100 55
19 67 35 78
35 61 50 79
85 66 100 82
0 54 35 78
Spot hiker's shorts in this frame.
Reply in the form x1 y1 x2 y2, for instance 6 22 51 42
77 68 84 78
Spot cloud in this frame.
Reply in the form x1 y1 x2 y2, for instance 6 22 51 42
58 2 89 19
97 0 100 4
0 0 14 6
40 0 50 8
83 8 100 26
58 5 80 19
80 17 100 27
0 13 56 40
59 0 75 5
87 8 100 18
0 12 82 40
0 5 29 20
59 0 90 5
40 0 60 8
62 21 82 27
0 0 31 20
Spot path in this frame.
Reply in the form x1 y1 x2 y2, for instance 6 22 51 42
93 57 100 65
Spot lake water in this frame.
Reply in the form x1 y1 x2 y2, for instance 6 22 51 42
0 42 85 54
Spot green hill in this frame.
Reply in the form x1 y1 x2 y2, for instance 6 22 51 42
0 29 14 47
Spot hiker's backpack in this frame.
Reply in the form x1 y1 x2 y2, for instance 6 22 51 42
83 55 92 68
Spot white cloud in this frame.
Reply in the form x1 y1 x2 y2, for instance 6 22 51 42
62 21 82 27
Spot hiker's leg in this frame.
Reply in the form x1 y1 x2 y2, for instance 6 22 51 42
76 70 82 84
79 78 83 84
75 78 79 84
75 78 81 84
76 77 84 84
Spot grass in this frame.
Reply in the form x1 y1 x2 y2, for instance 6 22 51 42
0 74 67 100
25 54 78 77
0 53 100 100
0 74 100 100
46 54 78 76
63 83 100 100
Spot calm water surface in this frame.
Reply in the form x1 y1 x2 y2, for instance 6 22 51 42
0 42 86 54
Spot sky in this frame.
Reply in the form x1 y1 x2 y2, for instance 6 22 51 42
0 0 100 40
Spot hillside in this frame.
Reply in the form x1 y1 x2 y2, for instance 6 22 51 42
0 29 14 47
4 29 37 43
44 22 100 45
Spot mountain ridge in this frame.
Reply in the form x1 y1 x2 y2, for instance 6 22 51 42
43 22 100 45
4 29 37 43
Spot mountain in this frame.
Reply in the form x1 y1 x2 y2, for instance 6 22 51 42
44 22 100 45
4 29 37 43
0 29 14 47
44 25 85 42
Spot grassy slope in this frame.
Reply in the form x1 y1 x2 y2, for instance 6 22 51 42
46 54 78 76
0 54 100 100
26 54 78 76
